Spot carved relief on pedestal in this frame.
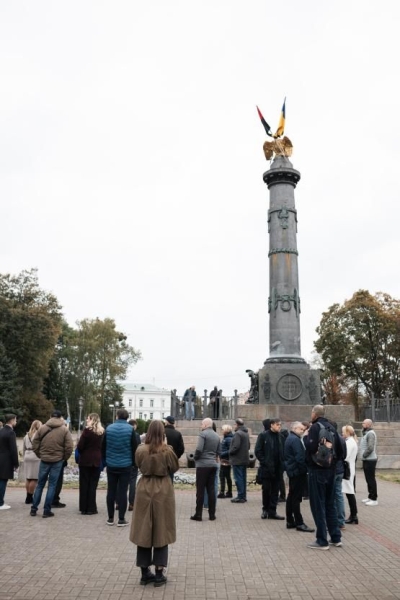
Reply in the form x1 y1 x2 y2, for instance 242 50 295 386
277 374 303 401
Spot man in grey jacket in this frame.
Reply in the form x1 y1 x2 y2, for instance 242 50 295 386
360 419 378 506
229 418 250 503
190 418 221 522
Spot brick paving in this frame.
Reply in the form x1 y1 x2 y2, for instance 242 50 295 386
1 477 400 600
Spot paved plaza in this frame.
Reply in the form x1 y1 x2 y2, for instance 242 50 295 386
1 477 400 600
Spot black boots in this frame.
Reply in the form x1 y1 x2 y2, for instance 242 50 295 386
140 568 155 585
25 493 33 504
345 516 359 524
154 569 167 587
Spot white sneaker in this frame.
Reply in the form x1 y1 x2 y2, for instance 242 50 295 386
0 504 11 510
362 499 370 503
365 500 378 506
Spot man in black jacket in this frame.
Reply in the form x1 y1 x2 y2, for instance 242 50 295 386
0 414 18 510
164 417 185 461
304 405 344 550
255 418 285 520
284 422 314 532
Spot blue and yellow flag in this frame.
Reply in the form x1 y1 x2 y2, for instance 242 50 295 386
273 98 286 138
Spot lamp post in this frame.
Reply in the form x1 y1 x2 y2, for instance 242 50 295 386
109 401 120 422
78 397 84 440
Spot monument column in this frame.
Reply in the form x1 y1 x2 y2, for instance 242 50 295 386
264 156 304 363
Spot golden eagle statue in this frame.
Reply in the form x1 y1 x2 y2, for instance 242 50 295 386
256 98 293 161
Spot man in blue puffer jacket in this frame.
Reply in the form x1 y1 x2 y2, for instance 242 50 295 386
102 408 138 527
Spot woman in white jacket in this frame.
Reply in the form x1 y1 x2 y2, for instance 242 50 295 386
342 425 359 524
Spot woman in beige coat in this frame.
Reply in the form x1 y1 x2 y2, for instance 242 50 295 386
23 420 42 504
130 420 179 587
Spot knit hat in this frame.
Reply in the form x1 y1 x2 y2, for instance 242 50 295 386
165 416 175 425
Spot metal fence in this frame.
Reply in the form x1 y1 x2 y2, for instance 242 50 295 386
359 392 400 423
169 390 240 421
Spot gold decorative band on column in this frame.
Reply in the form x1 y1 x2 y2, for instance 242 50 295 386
268 248 298 257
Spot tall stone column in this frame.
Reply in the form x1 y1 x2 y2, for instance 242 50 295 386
264 155 304 362
256 154 321 406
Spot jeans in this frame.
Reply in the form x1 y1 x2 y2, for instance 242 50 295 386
308 468 341 547
204 463 220 508
286 474 306 525
334 473 345 527
185 401 193 420
32 460 64 513
106 466 131 520
232 465 247 500
261 476 280 515
0 479 8 506
363 460 378 500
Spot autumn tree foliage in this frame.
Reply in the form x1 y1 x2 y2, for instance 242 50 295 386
315 290 400 403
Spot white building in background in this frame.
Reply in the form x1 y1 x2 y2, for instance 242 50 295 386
122 383 171 421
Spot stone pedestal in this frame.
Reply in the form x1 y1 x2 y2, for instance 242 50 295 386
236 403 355 436
258 363 321 406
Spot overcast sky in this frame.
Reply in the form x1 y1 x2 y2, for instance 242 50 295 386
1 1 399 397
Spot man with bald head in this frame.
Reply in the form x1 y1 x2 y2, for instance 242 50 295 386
190 418 221 522
360 419 378 506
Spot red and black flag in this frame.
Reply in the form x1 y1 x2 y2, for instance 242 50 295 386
256 105 273 137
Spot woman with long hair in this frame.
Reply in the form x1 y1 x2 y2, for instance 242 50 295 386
130 420 179 587
77 413 104 515
342 425 359 524
23 420 42 504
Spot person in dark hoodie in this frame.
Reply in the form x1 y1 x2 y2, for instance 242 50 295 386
255 418 285 520
218 424 233 498
303 405 344 550
229 418 250 503
284 421 314 532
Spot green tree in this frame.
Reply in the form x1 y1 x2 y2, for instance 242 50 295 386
61 318 141 425
0 269 63 431
315 290 400 401
0 341 22 420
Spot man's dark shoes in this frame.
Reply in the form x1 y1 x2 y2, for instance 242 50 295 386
231 498 246 503
268 514 285 520
140 568 156 585
225 492 233 498
117 519 128 527
261 510 268 519
209 515 216 521
286 522 297 529
217 492 225 499
30 508 37 517
296 524 315 532
42 511 55 518
51 502 66 508
190 515 202 521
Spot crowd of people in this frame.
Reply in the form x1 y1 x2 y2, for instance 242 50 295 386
0 404 379 585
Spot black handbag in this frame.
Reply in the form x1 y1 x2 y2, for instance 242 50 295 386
343 460 351 480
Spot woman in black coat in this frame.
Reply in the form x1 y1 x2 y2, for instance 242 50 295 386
77 413 104 515
0 414 19 510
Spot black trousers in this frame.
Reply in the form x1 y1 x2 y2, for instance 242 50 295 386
261 476 280 515
79 466 101 513
346 493 358 518
219 465 232 494
363 460 378 500
286 474 306 526
195 467 217 518
129 466 139 506
106 466 131 520
212 400 220 419
136 545 168 568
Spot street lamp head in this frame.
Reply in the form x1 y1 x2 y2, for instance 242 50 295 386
78 397 84 409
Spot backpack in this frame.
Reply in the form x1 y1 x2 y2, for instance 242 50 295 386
311 422 336 468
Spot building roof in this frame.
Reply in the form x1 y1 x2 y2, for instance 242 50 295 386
123 382 170 393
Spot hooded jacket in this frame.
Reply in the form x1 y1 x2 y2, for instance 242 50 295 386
32 418 73 463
